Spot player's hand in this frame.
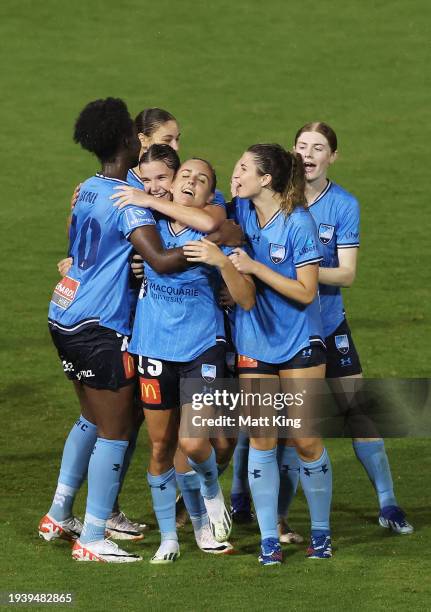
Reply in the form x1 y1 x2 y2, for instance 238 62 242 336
219 284 235 308
111 186 152 209
131 253 144 279
58 257 73 277
229 248 257 275
183 238 228 268
71 184 81 210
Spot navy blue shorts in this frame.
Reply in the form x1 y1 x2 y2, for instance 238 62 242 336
136 344 226 410
236 344 326 375
49 323 136 391
325 319 362 378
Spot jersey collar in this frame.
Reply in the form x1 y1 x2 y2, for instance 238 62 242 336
95 173 129 186
307 180 332 208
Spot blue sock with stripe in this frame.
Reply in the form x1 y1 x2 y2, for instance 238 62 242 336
299 448 332 534
353 440 397 509
176 471 207 530
187 447 219 499
80 438 128 544
248 446 279 540
231 432 249 495
49 415 97 521
148 468 177 541
277 445 300 519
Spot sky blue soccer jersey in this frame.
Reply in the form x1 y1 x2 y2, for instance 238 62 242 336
233 198 324 364
129 220 227 362
48 174 156 336
126 168 146 190
307 181 360 337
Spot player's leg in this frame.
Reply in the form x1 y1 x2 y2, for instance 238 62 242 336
138 355 180 562
175 448 233 555
281 360 332 559
230 432 254 523
144 407 180 563
72 381 142 562
276 439 302 544
179 345 232 544
39 380 96 542
237 362 282 565
326 321 413 534
107 399 148 541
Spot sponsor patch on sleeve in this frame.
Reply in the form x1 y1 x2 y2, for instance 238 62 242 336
51 276 80 309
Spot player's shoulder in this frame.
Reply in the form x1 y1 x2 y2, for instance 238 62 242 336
289 205 316 230
329 182 360 210
127 168 145 190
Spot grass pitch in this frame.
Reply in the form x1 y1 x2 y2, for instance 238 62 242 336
1 0 430 610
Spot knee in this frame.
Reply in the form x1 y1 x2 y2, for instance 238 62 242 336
179 438 206 459
151 439 176 464
295 438 323 461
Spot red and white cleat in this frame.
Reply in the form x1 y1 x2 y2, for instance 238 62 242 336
72 539 142 563
38 514 82 542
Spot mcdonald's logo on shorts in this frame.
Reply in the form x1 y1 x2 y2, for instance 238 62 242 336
139 377 161 404
122 352 136 379
237 354 258 368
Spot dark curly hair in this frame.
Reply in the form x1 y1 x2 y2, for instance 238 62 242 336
73 97 135 162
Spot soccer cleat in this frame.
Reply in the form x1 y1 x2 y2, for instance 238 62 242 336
195 524 234 555
231 493 254 524
204 488 232 543
175 494 190 529
278 518 304 544
258 538 283 565
72 538 142 563
149 540 180 564
307 532 332 559
105 511 146 541
38 514 82 542
379 505 414 535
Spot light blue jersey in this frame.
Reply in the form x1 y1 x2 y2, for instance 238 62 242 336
48 174 156 336
126 168 146 191
129 220 227 361
307 181 360 337
233 198 324 364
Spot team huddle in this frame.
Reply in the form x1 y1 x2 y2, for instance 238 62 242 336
38 98 413 566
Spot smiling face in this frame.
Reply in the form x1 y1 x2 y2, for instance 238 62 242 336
232 151 271 199
140 160 175 198
294 131 337 183
170 159 214 208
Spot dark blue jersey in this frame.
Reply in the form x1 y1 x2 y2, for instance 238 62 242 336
48 174 156 336
233 198 324 363
307 181 360 337
129 219 228 361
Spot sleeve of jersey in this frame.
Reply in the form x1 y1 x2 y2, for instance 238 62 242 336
337 197 360 248
292 218 323 268
117 205 156 239
212 189 227 209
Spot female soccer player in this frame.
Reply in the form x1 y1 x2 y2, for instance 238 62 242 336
227 144 333 565
126 107 227 231
125 157 255 563
290 122 413 535
40 97 194 563
131 145 236 555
